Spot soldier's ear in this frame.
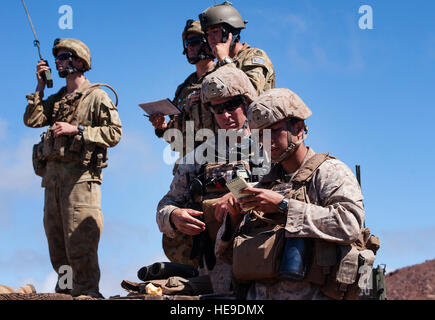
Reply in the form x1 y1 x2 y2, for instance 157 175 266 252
289 119 305 137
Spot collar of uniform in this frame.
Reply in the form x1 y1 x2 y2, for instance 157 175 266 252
259 146 316 184
63 79 91 102
233 43 251 62
283 147 316 182
198 61 217 82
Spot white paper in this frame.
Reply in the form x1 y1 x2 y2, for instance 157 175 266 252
138 98 181 116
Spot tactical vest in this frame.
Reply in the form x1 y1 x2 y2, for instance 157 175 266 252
232 153 380 300
162 160 252 269
32 83 117 177
168 72 218 155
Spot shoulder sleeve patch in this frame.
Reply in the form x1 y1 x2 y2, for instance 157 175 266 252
252 57 265 65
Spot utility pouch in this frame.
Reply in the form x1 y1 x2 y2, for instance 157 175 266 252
32 140 46 177
201 198 223 243
42 130 54 159
69 134 83 153
232 212 286 282
81 143 96 167
53 135 68 158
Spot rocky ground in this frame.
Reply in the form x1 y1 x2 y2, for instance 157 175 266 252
386 259 435 300
2 259 435 300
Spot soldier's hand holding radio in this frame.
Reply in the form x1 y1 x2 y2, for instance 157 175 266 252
36 60 50 92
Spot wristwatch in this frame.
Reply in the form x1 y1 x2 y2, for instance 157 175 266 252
217 56 234 67
277 197 290 213
77 124 85 137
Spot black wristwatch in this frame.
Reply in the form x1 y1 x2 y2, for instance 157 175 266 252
277 197 290 213
77 124 85 137
217 56 234 67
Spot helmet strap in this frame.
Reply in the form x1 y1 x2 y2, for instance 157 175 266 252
58 56 85 78
273 120 307 163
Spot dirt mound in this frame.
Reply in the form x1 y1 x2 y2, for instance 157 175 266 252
386 259 435 300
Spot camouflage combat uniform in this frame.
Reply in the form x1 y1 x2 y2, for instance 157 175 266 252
215 147 365 300
229 43 276 94
156 134 263 293
24 79 122 297
155 64 219 159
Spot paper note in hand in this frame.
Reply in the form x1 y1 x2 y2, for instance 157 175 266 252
138 99 181 116
226 177 255 211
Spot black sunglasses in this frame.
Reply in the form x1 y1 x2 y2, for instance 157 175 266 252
55 52 73 61
210 96 245 115
184 36 203 48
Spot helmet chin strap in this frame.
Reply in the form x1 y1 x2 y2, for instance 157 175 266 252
185 41 214 65
273 121 308 164
57 56 85 78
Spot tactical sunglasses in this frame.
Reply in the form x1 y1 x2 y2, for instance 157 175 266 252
210 96 245 115
184 36 203 48
55 52 73 61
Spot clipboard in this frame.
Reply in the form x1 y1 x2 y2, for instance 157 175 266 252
138 99 181 116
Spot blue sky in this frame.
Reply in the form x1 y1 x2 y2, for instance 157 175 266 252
0 0 434 297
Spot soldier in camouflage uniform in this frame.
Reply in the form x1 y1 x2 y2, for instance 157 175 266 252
156 66 265 293
214 88 376 300
149 20 219 165
24 38 122 298
199 1 276 94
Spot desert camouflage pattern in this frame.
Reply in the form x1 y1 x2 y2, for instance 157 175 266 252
164 65 219 150
232 43 276 95
156 158 233 291
248 88 312 130
182 20 205 41
24 80 121 297
53 38 92 71
44 180 103 297
157 132 259 292
201 64 257 104
156 64 219 164
24 79 122 185
216 148 365 299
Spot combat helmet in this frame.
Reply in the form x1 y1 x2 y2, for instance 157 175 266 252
199 1 247 48
182 20 213 64
201 65 257 106
52 38 91 76
248 88 312 162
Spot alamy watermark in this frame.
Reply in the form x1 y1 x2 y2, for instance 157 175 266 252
58 5 73 30
359 5 374 30
58 265 73 290
162 121 271 176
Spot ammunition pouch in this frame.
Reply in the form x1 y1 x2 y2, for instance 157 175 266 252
306 229 379 300
31 127 108 177
232 211 286 282
32 138 46 177
230 153 381 300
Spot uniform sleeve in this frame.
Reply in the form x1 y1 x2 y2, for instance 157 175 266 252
239 49 275 94
156 163 195 238
23 91 58 128
285 159 365 244
82 90 122 148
